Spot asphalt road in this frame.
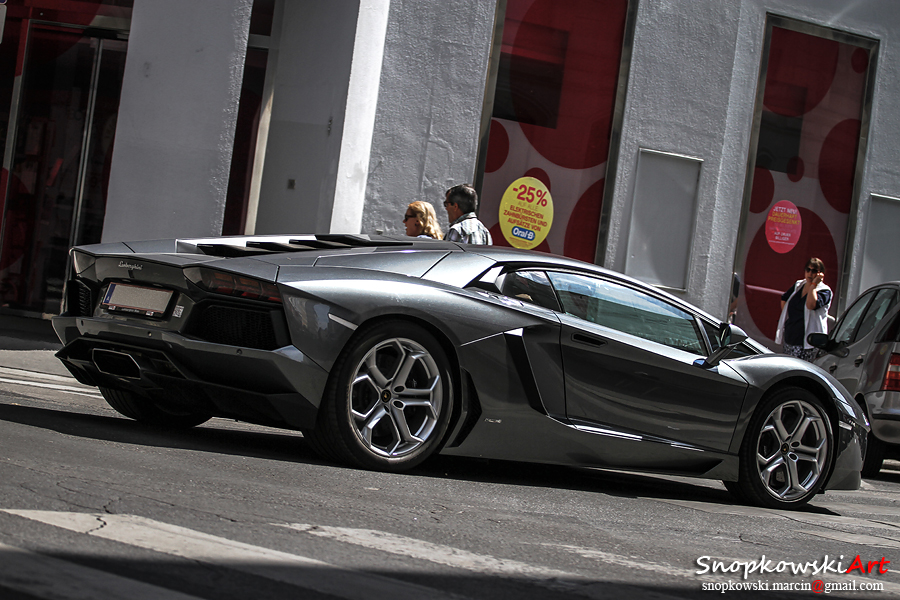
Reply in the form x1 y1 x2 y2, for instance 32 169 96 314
0 346 898 599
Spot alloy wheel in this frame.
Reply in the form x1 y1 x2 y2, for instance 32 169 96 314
348 337 443 458
755 399 829 501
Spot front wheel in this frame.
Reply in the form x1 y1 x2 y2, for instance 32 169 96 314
734 387 833 509
311 321 455 471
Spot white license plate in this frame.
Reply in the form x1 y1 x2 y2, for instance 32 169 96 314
101 283 173 317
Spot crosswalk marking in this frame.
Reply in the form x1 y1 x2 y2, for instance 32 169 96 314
281 523 691 600
282 522 577 584
0 541 203 600
2 510 462 600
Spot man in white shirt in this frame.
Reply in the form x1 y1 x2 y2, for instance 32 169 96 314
443 184 492 245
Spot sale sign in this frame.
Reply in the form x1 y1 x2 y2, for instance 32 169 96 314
765 200 802 254
499 177 554 250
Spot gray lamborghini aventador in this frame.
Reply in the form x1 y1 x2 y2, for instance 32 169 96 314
52 234 867 510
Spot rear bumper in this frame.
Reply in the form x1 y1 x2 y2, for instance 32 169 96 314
52 315 329 430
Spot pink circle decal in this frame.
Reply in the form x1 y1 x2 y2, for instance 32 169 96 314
485 120 509 173
749 167 775 213
818 119 860 214
786 156 804 182
765 200 802 254
851 48 869 73
763 28 838 117
563 179 605 262
523 168 551 192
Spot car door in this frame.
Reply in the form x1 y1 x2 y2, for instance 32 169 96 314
816 290 875 387
545 271 748 452
825 288 899 394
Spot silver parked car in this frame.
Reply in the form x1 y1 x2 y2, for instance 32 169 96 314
809 282 900 476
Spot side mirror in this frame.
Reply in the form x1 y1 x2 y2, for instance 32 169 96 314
718 322 748 347
806 332 830 350
806 332 850 358
699 323 749 368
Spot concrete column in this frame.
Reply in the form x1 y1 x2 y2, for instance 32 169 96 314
361 0 496 237
253 0 385 235
102 0 252 242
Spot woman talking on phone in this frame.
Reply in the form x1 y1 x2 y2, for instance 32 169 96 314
774 257 832 361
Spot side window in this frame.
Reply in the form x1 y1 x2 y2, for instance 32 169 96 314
854 290 899 342
546 271 705 354
833 291 876 344
498 270 561 311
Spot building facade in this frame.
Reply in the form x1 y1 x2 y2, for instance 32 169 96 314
1 0 900 351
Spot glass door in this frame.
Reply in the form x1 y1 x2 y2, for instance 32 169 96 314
0 24 126 315
731 19 876 349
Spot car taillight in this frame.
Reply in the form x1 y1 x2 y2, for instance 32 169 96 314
883 353 900 392
184 267 282 303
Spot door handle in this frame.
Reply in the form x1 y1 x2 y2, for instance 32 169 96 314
572 333 606 348
854 355 865 367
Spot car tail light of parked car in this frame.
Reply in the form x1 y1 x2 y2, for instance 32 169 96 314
883 353 900 392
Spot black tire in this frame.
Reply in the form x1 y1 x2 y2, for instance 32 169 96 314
861 431 885 478
733 387 833 509
99 387 212 428
722 480 747 503
311 320 455 471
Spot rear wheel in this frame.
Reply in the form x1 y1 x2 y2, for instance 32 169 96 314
99 387 211 428
311 321 454 471
734 387 833 509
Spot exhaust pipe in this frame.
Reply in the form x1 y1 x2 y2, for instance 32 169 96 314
92 349 142 379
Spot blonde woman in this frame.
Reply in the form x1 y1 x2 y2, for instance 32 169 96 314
403 201 443 239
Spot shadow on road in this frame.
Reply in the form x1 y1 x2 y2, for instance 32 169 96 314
0 401 319 465
0 400 842 517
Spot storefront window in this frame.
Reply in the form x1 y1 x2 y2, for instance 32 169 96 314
0 1 132 315
732 19 876 348
478 0 629 262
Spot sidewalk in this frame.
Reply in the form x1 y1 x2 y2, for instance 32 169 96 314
0 315 68 376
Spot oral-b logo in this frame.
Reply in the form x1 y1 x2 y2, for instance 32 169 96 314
118 261 143 270
511 226 535 241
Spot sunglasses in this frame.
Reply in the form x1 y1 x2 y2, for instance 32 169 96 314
403 213 416 222
805 267 819 273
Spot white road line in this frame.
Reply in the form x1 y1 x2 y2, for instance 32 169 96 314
280 523 689 600
0 366 77 384
0 376 102 398
1 510 462 600
0 540 203 600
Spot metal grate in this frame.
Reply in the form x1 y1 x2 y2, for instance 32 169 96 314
69 280 95 317
187 304 280 350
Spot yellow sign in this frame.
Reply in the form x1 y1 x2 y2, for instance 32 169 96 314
499 177 554 249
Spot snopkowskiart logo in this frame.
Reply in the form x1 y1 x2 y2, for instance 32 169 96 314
696 554 890 593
